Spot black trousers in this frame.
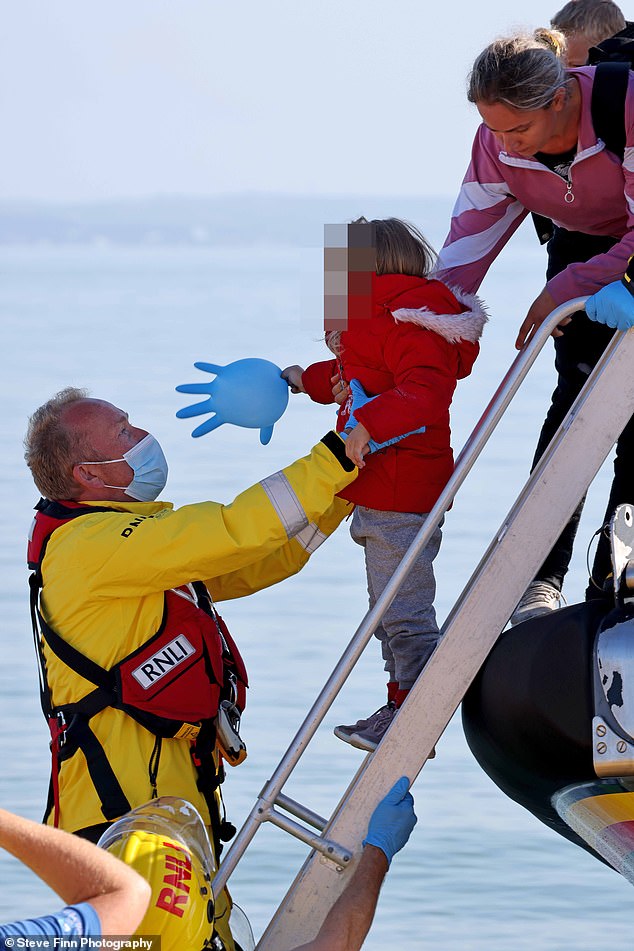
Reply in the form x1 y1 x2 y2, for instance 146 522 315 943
533 227 634 599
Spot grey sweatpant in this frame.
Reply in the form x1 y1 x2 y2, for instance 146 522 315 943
350 505 442 690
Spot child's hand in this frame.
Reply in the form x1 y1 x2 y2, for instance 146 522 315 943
343 422 371 468
331 373 350 405
282 365 306 394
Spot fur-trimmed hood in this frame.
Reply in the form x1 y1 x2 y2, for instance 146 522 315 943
392 285 488 345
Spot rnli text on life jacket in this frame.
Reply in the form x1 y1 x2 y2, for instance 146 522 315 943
131 635 196 689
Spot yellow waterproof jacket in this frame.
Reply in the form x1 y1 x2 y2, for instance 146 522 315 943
33 436 355 946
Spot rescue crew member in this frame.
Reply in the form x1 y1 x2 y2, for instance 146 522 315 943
24 386 358 951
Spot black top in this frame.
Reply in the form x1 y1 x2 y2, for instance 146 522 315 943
534 145 577 179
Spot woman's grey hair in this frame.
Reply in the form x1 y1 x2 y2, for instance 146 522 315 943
468 29 569 111
24 386 92 499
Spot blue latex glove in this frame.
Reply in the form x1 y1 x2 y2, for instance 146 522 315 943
586 280 634 331
344 378 426 452
362 776 417 865
175 359 289 443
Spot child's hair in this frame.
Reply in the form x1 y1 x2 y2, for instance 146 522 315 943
326 217 436 355
551 0 625 47
352 216 436 278
467 29 568 110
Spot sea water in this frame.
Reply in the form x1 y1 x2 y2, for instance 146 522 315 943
1 203 632 949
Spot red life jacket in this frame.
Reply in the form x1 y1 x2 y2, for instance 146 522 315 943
28 498 248 833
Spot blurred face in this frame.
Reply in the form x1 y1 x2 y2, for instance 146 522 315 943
477 89 566 157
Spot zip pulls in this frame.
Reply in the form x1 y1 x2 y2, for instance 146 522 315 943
500 137 610 205
499 151 577 204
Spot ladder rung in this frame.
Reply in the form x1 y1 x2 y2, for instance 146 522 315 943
266 806 352 867
275 792 327 831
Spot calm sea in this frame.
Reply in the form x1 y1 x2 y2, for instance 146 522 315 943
1 205 631 949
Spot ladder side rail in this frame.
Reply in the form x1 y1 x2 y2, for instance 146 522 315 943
212 299 585 894
258 325 634 949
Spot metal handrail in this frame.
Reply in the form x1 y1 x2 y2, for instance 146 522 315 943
212 298 587 895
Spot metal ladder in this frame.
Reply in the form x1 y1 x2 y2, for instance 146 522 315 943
213 300 634 949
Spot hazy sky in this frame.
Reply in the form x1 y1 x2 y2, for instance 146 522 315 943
5 1 566 202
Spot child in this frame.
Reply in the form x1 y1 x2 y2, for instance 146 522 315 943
283 218 487 751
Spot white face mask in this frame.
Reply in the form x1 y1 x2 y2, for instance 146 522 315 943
79 434 169 502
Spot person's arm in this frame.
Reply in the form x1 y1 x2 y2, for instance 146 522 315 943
514 286 561 349
299 358 340 405
207 495 353 600
291 777 417 951
434 124 528 295
60 434 358 598
292 847 388 951
353 323 459 444
339 324 461 468
0 808 150 935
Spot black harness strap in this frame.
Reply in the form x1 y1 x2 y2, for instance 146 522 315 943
30 504 136 825
37 612 115 693
590 61 630 160
40 708 132 826
191 721 234 860
29 532 116 716
29 572 54 721
66 717 132 821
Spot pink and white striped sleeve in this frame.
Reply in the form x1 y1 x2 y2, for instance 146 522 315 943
435 126 528 294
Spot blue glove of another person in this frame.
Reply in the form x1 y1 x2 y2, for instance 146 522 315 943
362 776 417 865
586 280 634 332
345 378 425 452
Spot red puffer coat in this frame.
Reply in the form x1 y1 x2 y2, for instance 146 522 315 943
301 273 487 512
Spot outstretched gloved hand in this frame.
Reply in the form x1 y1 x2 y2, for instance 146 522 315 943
362 776 417 865
586 280 634 332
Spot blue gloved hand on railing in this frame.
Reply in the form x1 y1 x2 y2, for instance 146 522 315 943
344 378 425 453
586 280 634 332
362 776 417 865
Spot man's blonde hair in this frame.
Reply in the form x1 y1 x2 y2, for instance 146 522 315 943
24 387 93 499
551 0 626 47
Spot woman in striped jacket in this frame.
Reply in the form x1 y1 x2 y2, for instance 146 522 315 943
435 29 634 622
